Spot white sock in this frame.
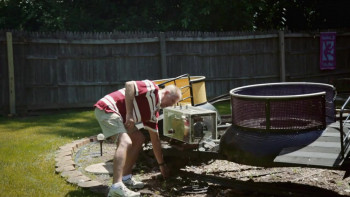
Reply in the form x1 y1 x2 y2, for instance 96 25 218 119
111 182 123 189
122 174 132 181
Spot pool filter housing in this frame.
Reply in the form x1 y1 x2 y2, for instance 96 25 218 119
163 106 217 144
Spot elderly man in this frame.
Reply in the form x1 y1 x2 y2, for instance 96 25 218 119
94 80 182 197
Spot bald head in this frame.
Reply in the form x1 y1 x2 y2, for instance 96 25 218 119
160 85 182 108
164 85 182 99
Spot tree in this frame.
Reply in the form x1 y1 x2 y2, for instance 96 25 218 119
253 0 350 31
0 0 66 31
0 0 349 32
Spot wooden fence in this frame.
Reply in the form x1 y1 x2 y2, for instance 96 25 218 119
1 30 349 114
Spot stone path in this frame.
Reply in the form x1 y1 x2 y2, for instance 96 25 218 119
55 136 109 195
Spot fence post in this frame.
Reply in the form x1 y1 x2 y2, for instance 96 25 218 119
159 32 167 78
279 30 286 82
6 32 16 115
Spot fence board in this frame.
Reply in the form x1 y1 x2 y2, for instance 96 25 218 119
0 38 8 114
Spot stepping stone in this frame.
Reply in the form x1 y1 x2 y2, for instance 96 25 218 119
67 175 91 184
59 144 75 151
55 165 75 173
55 155 72 163
57 150 73 157
61 170 83 178
78 180 102 188
56 159 75 168
85 162 113 174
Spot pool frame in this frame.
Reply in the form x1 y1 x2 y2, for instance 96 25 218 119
230 82 335 132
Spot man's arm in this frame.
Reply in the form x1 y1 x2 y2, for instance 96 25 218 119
148 130 170 178
124 81 136 131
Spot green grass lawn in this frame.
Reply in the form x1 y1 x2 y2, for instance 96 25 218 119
0 110 104 197
213 100 231 115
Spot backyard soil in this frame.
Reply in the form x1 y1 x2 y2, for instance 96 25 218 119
74 139 350 197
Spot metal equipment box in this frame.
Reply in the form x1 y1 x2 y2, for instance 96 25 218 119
163 105 217 144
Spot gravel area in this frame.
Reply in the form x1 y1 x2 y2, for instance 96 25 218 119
74 140 350 196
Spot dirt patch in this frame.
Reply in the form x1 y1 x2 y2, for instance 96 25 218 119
74 141 350 196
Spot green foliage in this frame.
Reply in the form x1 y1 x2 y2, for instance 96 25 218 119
0 0 348 32
0 0 266 32
0 110 104 197
253 0 319 31
0 0 66 31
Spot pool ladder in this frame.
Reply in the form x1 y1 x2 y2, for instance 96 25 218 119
339 96 350 159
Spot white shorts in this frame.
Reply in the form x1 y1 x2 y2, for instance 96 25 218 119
94 108 127 139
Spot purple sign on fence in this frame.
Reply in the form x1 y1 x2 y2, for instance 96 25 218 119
320 32 336 70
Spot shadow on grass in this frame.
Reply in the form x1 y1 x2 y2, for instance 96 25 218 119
64 189 105 197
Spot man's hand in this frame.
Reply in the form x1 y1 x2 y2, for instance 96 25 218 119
159 164 170 179
148 130 169 179
125 113 135 132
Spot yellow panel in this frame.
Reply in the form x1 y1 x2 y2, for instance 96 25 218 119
192 80 207 105
154 76 207 106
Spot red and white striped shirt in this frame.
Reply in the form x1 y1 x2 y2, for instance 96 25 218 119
94 80 160 132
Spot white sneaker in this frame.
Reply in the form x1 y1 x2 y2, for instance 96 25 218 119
123 177 145 189
107 183 140 197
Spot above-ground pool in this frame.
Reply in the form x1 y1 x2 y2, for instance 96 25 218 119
220 82 336 166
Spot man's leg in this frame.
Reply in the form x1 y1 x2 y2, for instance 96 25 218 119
112 133 132 183
123 129 145 176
